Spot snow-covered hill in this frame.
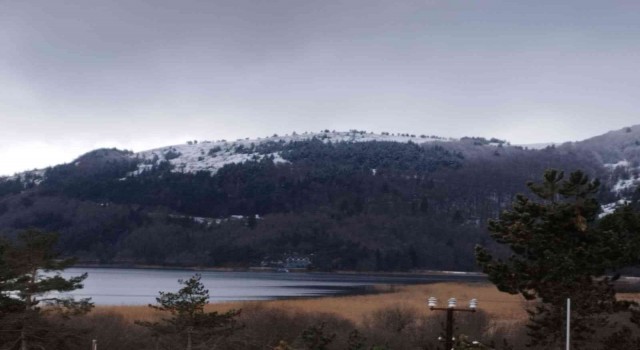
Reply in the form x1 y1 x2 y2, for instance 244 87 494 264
1 130 452 182
131 130 451 175
4 127 640 215
126 126 640 216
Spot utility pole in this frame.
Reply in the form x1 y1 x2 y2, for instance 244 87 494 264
445 307 454 350
566 298 571 350
187 327 193 350
20 329 27 350
428 297 478 350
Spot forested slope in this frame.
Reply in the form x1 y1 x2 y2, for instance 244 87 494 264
1 128 638 271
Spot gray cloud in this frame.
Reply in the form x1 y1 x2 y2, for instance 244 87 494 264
2 0 640 174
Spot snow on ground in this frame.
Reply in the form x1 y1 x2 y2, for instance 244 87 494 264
5 169 46 185
604 160 631 169
599 158 639 193
599 159 639 216
168 213 259 226
514 142 556 150
133 143 289 176
605 159 639 193
613 178 639 193
600 199 632 218
131 131 451 176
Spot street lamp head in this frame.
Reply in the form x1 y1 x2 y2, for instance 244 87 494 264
469 298 478 310
448 297 457 308
428 296 437 309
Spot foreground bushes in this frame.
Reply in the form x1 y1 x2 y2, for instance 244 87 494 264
43 303 640 350
51 304 528 350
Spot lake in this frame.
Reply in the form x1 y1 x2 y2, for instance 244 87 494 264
60 267 484 305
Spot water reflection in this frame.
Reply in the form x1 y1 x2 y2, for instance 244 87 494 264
60 267 483 305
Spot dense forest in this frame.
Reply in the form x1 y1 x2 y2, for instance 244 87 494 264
1 127 639 271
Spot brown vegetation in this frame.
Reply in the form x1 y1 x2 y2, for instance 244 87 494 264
95 282 529 325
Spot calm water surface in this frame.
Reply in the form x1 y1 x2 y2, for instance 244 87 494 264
60 267 483 305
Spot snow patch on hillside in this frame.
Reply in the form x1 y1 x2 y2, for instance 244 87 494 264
599 159 639 216
133 144 288 175
613 178 639 193
603 159 640 193
600 199 632 218
604 160 631 169
5 169 46 186
515 142 556 150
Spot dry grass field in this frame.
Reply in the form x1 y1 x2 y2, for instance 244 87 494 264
93 281 640 329
93 282 530 325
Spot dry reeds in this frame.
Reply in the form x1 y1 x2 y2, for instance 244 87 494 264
93 282 528 325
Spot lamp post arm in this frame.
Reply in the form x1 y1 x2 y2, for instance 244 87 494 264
429 307 476 312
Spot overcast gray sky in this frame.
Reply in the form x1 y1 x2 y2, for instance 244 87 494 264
2 0 639 175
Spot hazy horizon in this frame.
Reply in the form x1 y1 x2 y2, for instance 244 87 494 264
3 0 640 175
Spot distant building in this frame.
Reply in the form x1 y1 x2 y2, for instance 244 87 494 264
284 256 311 269
260 254 312 269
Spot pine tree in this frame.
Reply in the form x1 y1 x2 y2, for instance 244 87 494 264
475 170 640 348
137 274 241 350
0 228 93 349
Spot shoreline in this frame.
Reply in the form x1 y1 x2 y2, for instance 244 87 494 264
72 263 487 278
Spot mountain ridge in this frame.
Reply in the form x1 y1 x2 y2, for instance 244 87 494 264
6 125 639 180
